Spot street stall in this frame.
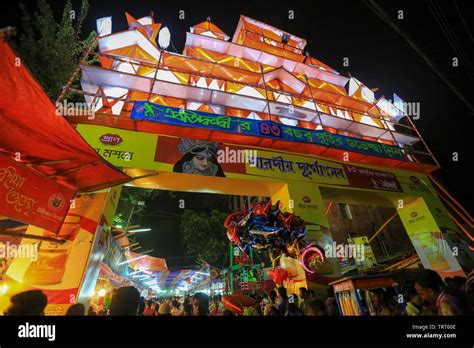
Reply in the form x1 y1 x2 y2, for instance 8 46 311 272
92 229 168 300
224 244 274 295
329 273 403 316
0 38 130 315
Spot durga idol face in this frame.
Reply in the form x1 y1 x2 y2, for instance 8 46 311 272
174 139 225 177
192 154 210 171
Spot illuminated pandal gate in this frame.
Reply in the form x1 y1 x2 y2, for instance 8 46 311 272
63 12 472 294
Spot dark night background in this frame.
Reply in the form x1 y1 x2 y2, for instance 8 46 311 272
1 0 472 267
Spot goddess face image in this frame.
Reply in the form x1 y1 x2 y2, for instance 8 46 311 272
173 138 225 177
191 153 211 171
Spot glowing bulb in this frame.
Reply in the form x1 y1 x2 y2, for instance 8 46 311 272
0 284 8 295
158 27 171 49
98 289 107 297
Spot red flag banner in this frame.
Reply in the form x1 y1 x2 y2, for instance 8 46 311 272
0 40 130 193
0 154 74 233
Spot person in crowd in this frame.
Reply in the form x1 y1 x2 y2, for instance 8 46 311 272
415 269 467 316
217 295 224 313
243 303 259 316
268 306 281 316
299 287 308 313
154 300 161 315
305 299 327 316
143 299 156 316
182 303 193 316
158 302 171 316
276 286 288 316
109 286 140 315
306 289 316 302
370 288 393 316
192 292 209 316
254 295 263 315
243 295 261 316
97 306 108 316
4 290 48 316
286 294 303 316
404 287 423 316
66 303 85 316
452 276 467 293
182 296 190 308
88 305 97 316
260 294 269 314
210 296 222 316
137 296 145 316
171 300 182 316
325 287 339 316
444 277 455 289
264 290 278 316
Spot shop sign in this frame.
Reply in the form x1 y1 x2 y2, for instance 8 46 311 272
131 101 406 161
344 164 403 192
0 155 74 233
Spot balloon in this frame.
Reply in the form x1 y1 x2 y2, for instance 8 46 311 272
222 294 257 315
233 293 257 307
226 225 240 245
224 200 326 273
222 295 242 314
268 267 288 285
299 243 326 274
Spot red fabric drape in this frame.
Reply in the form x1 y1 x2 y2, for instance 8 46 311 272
0 39 130 191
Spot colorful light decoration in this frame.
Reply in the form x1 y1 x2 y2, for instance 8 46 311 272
299 243 325 274
158 26 171 49
0 283 8 295
128 228 151 233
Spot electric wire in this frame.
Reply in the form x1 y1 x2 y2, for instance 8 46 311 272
363 0 474 112
452 0 474 43
426 0 474 79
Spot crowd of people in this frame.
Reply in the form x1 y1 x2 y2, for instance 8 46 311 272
3 269 473 316
85 286 338 316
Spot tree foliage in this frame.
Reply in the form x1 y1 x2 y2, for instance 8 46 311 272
14 0 96 101
114 187 161 226
179 210 229 268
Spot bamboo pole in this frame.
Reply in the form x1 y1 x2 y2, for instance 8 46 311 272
429 174 474 223
325 201 333 215
368 211 398 243
448 213 474 241
55 37 98 106
0 230 66 244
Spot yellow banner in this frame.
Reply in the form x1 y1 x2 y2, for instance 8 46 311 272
397 198 464 278
76 124 159 170
245 149 349 185
397 171 436 197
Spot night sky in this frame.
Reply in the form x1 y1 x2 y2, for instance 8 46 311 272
1 1 473 265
